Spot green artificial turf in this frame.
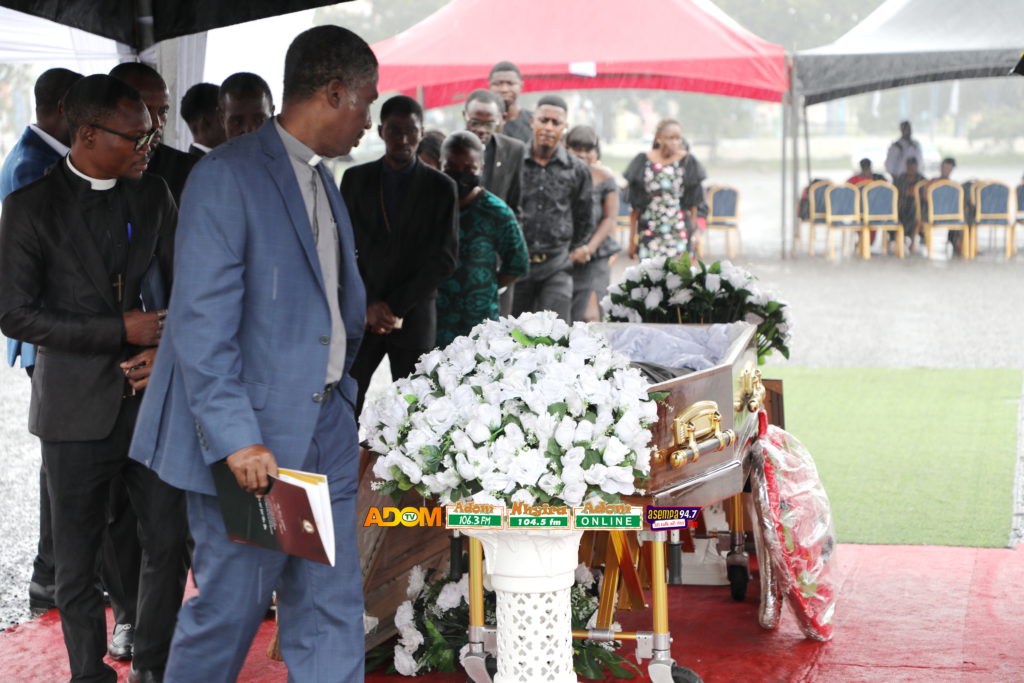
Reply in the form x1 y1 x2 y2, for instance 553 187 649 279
761 368 1021 548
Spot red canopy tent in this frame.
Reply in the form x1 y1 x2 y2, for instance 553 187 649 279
372 0 788 108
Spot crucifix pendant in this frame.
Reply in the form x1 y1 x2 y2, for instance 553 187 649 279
112 274 124 303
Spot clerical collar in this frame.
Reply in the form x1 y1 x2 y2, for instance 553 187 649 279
30 124 69 157
66 156 117 191
274 118 322 167
192 142 213 153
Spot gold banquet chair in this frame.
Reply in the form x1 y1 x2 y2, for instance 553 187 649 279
1014 182 1024 255
802 179 831 256
705 185 741 258
971 181 1013 259
861 180 903 258
825 183 869 260
922 180 973 259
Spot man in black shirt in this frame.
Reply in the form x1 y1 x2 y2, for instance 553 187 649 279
0 74 186 683
219 72 275 141
489 61 532 145
110 62 197 206
341 96 458 414
513 95 592 322
179 83 225 158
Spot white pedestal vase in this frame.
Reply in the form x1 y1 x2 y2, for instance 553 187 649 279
464 528 584 683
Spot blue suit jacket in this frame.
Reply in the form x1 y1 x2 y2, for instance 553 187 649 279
1 127 62 369
129 121 366 495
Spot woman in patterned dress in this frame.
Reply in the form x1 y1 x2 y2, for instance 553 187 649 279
623 118 707 260
435 131 529 348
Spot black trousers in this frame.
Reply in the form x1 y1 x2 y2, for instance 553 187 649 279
350 332 427 419
511 254 573 323
100 476 141 626
42 396 187 682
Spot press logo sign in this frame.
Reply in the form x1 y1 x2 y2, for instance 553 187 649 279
445 501 505 530
363 506 443 527
572 502 644 530
645 506 702 530
507 502 571 529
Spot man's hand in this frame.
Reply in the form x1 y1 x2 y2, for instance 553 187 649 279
366 301 398 335
226 445 278 495
120 347 158 393
570 245 591 264
123 308 167 346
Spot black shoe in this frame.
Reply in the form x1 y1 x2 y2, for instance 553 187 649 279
28 581 56 614
108 623 134 661
127 665 164 683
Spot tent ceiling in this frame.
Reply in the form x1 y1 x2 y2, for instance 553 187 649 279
372 0 787 107
0 1 352 51
795 0 1023 105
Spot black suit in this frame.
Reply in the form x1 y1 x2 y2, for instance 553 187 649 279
483 133 525 315
147 143 197 206
187 143 207 159
340 158 458 414
0 161 187 682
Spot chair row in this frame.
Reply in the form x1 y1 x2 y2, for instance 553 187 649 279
801 179 1020 260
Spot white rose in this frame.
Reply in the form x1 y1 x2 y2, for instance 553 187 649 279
394 600 414 629
602 466 637 495
668 289 693 306
476 403 502 430
561 463 585 485
538 473 561 496
417 349 444 376
563 446 586 467
704 273 721 293
583 463 609 486
504 422 526 448
465 419 491 444
455 452 478 480
665 272 683 291
511 489 536 506
575 563 596 587
399 624 424 653
451 429 474 454
507 448 547 487
392 454 423 484
394 645 419 676
614 411 645 450
554 416 577 450
406 565 426 598
622 265 641 282
643 288 664 310
437 580 466 610
629 286 649 302
602 435 631 467
561 481 587 506
480 470 514 494
574 420 595 445
518 311 558 338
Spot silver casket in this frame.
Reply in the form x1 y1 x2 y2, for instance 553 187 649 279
591 321 766 508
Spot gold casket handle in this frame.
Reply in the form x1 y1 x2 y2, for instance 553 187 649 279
735 360 766 413
655 400 736 469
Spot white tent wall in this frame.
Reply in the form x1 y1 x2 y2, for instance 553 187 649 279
142 32 208 149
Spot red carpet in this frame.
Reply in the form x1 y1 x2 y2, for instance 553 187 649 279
2 544 1022 682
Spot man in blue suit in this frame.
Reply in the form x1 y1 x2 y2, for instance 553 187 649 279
129 26 377 682
0 67 82 614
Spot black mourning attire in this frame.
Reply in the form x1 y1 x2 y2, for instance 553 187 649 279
502 108 533 145
481 132 526 316
341 158 459 416
147 143 197 205
512 144 593 322
0 158 187 683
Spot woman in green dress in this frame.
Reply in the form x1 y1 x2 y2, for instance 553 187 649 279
435 131 529 348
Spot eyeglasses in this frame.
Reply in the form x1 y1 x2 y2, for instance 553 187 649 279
466 118 498 130
90 123 157 151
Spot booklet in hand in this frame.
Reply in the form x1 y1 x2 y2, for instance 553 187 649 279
211 463 335 566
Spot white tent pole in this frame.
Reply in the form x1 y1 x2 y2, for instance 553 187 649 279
803 101 812 186
790 58 802 256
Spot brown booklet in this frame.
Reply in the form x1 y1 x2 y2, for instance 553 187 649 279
211 463 335 566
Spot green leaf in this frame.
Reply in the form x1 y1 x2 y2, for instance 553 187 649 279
548 401 569 418
648 390 670 404
472 385 484 397
708 260 722 274
403 394 418 405
581 449 603 469
511 329 537 346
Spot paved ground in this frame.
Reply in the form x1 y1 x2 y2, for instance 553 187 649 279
2 221 1022 631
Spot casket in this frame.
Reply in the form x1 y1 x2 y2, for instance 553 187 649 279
591 321 765 507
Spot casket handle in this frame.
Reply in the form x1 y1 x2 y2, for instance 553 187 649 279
657 400 736 469
735 360 766 413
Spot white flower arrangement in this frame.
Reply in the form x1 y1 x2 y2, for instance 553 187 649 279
361 311 658 508
602 254 793 364
370 564 639 679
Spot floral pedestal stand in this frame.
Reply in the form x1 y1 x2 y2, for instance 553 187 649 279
463 528 583 683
